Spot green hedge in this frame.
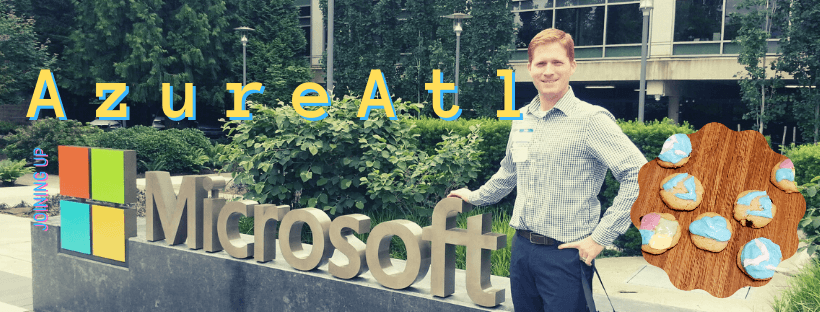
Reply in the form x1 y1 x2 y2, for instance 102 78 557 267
85 126 212 174
2 118 102 173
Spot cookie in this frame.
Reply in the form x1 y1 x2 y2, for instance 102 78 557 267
639 212 682 254
733 190 777 228
659 173 704 211
657 133 693 168
689 212 733 252
770 158 798 193
737 237 782 281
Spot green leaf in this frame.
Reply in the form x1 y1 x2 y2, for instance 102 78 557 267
355 201 364 209
381 150 390 158
808 186 817 198
312 166 323 174
800 218 813 228
343 158 352 165
300 171 313 182
414 193 424 202
812 217 820 229
341 179 352 190
319 193 328 204
308 198 318 207
317 178 328 186
309 145 319 155
809 244 818 256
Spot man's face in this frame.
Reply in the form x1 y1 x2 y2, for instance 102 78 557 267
527 42 577 103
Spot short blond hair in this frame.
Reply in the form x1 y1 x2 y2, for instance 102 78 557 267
528 28 575 63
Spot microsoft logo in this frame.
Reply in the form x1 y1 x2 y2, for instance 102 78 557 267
58 146 137 263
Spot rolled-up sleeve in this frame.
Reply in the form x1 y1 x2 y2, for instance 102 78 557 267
585 111 647 246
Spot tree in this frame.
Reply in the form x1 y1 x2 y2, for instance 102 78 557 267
0 0 57 105
227 0 313 106
322 0 514 118
65 0 234 125
732 0 787 135
776 0 820 144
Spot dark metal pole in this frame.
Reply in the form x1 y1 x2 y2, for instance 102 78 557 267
327 0 334 96
243 39 247 86
639 8 649 123
455 31 460 109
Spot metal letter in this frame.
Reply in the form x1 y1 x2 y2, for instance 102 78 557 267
279 208 333 271
216 200 257 259
203 198 225 252
145 173 207 248
465 213 506 307
254 204 289 263
422 197 472 297
329 214 371 279
366 220 430 290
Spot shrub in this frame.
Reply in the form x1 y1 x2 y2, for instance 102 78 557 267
85 126 213 174
0 159 34 184
783 143 820 185
0 121 19 135
2 118 101 173
772 259 820 312
221 96 484 216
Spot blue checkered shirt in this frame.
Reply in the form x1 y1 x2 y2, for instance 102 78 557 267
467 87 647 246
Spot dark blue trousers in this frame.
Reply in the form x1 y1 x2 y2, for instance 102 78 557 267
510 234 594 312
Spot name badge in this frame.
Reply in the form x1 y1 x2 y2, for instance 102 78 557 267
511 128 534 162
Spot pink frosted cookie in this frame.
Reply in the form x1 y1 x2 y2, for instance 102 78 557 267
639 212 682 255
770 158 798 193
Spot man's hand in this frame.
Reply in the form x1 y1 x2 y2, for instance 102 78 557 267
447 187 472 203
558 237 604 266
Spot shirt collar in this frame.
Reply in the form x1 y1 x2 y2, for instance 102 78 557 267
527 86 578 118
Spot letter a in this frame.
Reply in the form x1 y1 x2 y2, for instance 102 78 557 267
357 69 397 120
27 69 67 120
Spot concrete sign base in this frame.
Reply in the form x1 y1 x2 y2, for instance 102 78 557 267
32 217 515 311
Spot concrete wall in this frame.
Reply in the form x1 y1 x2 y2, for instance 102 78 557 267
0 104 31 124
32 217 515 312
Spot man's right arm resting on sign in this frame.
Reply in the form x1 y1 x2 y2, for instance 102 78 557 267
448 126 518 205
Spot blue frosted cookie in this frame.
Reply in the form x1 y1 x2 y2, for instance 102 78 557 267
689 212 733 252
659 173 704 211
734 190 777 228
737 238 782 280
658 134 693 168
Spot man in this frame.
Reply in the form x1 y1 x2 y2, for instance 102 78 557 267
448 28 646 311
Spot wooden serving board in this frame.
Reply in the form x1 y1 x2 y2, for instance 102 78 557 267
630 122 806 298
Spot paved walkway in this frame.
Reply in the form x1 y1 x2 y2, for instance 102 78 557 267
0 174 814 311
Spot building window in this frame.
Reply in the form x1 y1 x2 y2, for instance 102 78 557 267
513 0 554 11
674 0 723 42
605 3 641 45
515 10 554 48
555 5 604 46
555 0 604 7
723 0 782 41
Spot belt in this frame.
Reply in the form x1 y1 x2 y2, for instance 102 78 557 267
516 229 561 246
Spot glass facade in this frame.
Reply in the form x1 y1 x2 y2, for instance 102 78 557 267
674 0 781 55
513 0 642 59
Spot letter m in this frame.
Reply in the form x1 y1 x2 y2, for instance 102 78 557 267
145 172 207 248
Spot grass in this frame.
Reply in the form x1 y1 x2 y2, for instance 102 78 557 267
772 259 820 312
